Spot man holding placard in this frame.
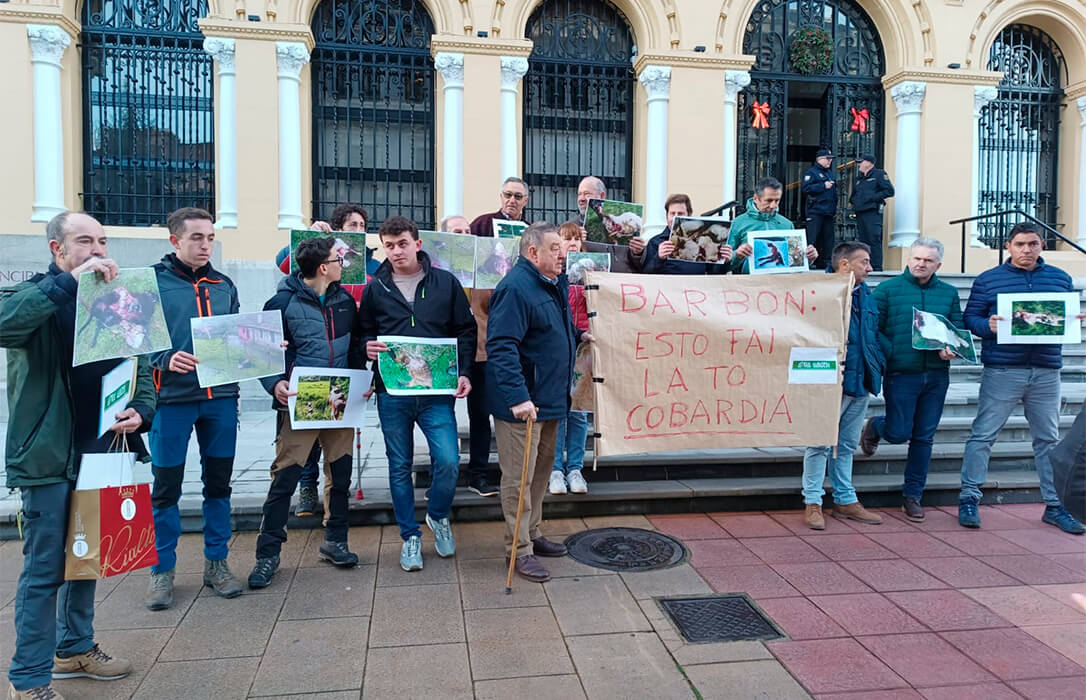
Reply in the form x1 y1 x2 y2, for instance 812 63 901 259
958 223 1086 534
2 212 153 699
574 176 646 273
729 178 819 274
469 177 531 238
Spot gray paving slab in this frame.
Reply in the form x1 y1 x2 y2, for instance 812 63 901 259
280 563 376 620
93 572 204 630
458 556 549 610
375 541 458 587
566 631 694 700
51 626 172 700
159 592 284 661
463 606 574 681
249 616 368 696
474 675 588 700
544 574 652 636
362 643 472 699
368 583 464 647
685 660 812 699
132 657 261 700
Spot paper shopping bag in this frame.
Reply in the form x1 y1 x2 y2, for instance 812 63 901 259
75 451 136 490
65 483 158 580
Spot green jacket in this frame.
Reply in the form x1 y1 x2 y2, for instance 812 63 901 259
727 198 794 274
873 268 964 374
1 268 156 488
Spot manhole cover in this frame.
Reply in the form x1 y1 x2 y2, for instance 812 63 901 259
563 527 686 572
659 595 783 644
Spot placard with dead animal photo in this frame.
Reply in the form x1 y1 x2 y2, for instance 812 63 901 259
288 367 373 429
492 219 528 239
748 230 810 274
996 292 1082 345
565 252 611 285
73 268 171 366
668 216 732 264
420 230 476 288
290 230 368 285
377 335 459 395
911 308 977 363
583 198 644 245
473 236 519 289
191 311 285 388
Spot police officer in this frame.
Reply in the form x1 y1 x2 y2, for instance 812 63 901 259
802 148 837 269
849 153 895 271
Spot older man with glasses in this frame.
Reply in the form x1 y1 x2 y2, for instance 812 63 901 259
470 177 531 237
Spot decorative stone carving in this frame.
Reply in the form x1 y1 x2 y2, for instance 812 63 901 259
724 70 751 102
499 56 528 90
638 65 671 100
434 52 465 88
27 24 71 66
973 85 998 118
890 81 926 115
275 41 310 78
203 37 236 72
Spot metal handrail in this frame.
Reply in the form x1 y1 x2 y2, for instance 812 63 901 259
949 208 1085 273
700 201 741 218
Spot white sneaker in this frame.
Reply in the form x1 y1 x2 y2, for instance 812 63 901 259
548 470 568 495
567 470 588 494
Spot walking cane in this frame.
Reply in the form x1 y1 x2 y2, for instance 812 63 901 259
505 416 535 594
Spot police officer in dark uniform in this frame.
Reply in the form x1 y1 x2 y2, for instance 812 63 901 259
801 148 837 269
849 153 895 271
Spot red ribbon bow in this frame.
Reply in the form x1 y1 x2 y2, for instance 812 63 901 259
751 102 770 129
850 107 869 133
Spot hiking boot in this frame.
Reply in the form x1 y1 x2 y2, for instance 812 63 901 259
203 558 244 599
804 504 825 530
8 683 64 700
958 499 981 529
833 502 883 525
295 486 318 517
531 536 568 557
859 417 881 457
567 470 588 494
548 470 567 495
1042 505 1086 535
52 644 131 681
145 569 174 611
902 498 925 522
515 555 551 582
319 540 359 567
426 514 456 557
400 535 423 572
468 476 499 497
248 556 280 589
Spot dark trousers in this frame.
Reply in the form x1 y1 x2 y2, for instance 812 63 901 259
299 440 322 490
870 370 950 500
855 210 884 270
466 360 491 482
256 456 352 558
805 214 835 269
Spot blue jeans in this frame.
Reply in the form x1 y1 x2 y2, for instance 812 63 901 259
376 393 460 541
553 411 589 475
961 367 1061 505
10 482 96 691
870 370 950 500
802 394 870 505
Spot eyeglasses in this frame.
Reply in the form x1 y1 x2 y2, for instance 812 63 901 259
324 256 344 265
501 191 526 201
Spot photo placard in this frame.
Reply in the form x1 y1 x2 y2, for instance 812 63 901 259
377 335 459 395
996 292 1081 345
912 308 977 363
668 217 732 264
748 230 810 275
288 367 373 429
583 199 645 244
74 268 171 367
191 311 285 388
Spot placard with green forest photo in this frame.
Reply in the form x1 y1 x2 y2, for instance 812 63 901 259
377 335 459 395
73 268 171 367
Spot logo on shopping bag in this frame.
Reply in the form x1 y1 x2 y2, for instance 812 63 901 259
120 498 136 521
72 532 89 558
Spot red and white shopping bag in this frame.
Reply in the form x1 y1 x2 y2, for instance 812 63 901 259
65 482 157 580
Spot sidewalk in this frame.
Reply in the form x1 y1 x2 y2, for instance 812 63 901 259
1 507 1083 698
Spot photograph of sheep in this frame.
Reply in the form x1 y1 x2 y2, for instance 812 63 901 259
492 220 528 239
377 335 459 395
748 230 810 274
191 311 285 387
911 308 977 363
583 198 644 244
565 252 611 285
290 230 368 285
996 292 1081 345
420 230 476 288
668 216 732 264
73 268 172 366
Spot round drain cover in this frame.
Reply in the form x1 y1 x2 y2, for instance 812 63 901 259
563 527 687 572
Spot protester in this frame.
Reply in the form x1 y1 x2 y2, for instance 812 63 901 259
440 214 472 235
248 237 367 588
1051 406 1085 524
358 216 477 571
801 148 837 269
574 176 646 273
801 241 885 529
644 193 733 274
146 207 245 610
488 222 592 582
470 177 530 237
1 212 152 699
729 177 818 274
849 154 895 271
958 223 1086 533
859 238 962 521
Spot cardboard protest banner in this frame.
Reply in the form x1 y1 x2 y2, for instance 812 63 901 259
584 271 851 457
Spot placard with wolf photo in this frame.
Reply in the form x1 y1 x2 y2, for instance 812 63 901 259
420 230 476 288
583 198 644 245
73 268 171 366
748 230 810 274
911 308 978 363
288 367 373 429
492 219 528 239
191 311 285 388
566 252 611 286
377 335 459 395
996 292 1082 345
668 216 732 264
474 236 519 289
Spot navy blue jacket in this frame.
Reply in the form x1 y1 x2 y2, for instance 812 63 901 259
801 163 837 216
643 229 730 275
850 168 895 212
964 258 1075 369
486 257 584 422
843 280 886 398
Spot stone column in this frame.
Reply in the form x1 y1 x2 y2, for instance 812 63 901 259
275 42 309 230
639 65 671 238
1078 97 1086 247
499 56 529 181
888 81 926 247
205 38 238 228
434 52 465 217
27 25 71 222
969 85 998 247
723 70 750 210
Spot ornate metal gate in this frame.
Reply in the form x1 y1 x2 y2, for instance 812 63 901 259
737 0 884 237
977 24 1065 246
522 0 635 225
311 0 436 228
81 0 214 226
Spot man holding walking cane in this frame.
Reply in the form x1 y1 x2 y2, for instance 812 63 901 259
487 222 594 583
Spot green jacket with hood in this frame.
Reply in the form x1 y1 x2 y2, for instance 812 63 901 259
727 198 794 274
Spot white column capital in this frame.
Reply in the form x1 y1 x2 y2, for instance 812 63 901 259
1077 96 1086 123
27 24 71 66
204 37 236 73
434 52 464 88
724 70 751 102
500 56 529 90
890 81 926 115
275 41 310 79
973 85 998 118
638 65 671 102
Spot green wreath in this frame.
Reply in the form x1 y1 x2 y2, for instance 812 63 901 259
790 26 834 75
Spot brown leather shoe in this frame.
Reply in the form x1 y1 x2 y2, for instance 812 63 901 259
833 502 883 525
804 504 825 530
531 536 568 557
859 417 880 457
902 498 925 522
514 555 551 582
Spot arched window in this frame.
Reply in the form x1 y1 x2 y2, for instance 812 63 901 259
311 0 436 228
81 0 215 226
523 0 635 225
977 24 1065 244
